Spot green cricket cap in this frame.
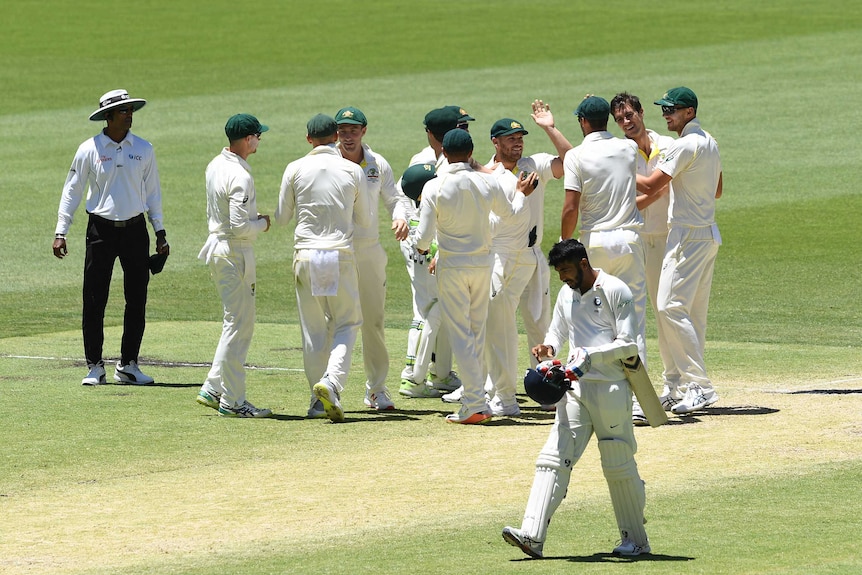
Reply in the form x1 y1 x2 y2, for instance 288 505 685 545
401 163 437 206
307 113 338 138
225 113 269 141
334 106 367 126
490 118 529 139
654 86 698 110
424 107 461 136
445 105 475 122
442 128 473 153
574 95 610 121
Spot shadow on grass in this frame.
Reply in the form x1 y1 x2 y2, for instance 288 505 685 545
664 405 780 425
510 552 694 563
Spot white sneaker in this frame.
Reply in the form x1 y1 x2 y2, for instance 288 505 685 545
613 537 651 556
218 400 272 418
430 371 462 392
82 362 106 386
489 396 521 417
502 526 544 559
659 384 683 412
113 360 155 385
441 385 463 404
307 397 327 419
632 403 649 427
313 376 344 422
364 388 396 411
671 383 719 414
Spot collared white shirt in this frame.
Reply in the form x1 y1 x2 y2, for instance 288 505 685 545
204 148 267 241
657 118 722 227
544 270 637 383
417 162 526 266
338 142 411 243
563 131 643 233
486 152 556 251
276 144 371 251
55 130 164 235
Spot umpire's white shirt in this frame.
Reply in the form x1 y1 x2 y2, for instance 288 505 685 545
276 144 371 250
56 130 164 235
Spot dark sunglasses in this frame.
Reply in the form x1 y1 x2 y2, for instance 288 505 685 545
661 105 688 115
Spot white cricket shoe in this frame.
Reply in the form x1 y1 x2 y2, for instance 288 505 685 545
632 402 649 427
430 371 462 392
307 397 327 419
671 384 719 415
113 360 154 385
82 362 106 386
489 396 521 417
218 400 272 418
441 385 463 404
313 376 344 423
659 384 683 412
613 537 651 556
502 526 544 559
364 388 396 411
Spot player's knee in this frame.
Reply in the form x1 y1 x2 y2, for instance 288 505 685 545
598 438 639 482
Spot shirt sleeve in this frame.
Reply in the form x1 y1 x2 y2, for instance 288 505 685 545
415 180 439 252
544 286 570 357
563 148 582 192
143 143 164 232
275 164 297 225
55 142 92 235
228 173 266 240
378 157 411 222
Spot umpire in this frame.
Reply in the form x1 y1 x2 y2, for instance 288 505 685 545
53 89 169 386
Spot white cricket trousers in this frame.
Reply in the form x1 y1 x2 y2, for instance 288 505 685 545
399 238 453 383
293 249 363 393
656 224 720 391
486 249 537 404
518 246 551 369
642 232 674 383
436 256 492 415
354 239 389 394
203 240 257 408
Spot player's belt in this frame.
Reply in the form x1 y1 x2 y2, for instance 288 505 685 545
89 213 145 227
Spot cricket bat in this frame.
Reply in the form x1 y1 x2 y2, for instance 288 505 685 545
621 355 667 427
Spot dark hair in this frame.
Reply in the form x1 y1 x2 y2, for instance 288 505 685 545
548 239 589 267
610 92 643 115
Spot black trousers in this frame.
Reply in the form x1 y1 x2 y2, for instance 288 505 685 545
82 214 150 366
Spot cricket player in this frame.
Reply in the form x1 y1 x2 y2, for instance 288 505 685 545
397 107 466 398
562 95 648 366
196 114 272 418
415 129 534 424
483 103 572 416
611 92 675 425
275 114 371 423
636 87 723 415
53 89 168 386
335 106 412 411
503 239 651 558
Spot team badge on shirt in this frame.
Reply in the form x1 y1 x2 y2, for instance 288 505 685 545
366 167 379 181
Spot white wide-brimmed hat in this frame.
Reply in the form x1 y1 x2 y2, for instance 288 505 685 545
89 89 147 121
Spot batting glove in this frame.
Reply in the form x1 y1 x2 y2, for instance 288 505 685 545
537 359 563 375
566 347 591 379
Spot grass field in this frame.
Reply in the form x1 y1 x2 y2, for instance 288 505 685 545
2 1 862 574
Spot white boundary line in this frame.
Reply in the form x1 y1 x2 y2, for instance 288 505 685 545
0 354 303 372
